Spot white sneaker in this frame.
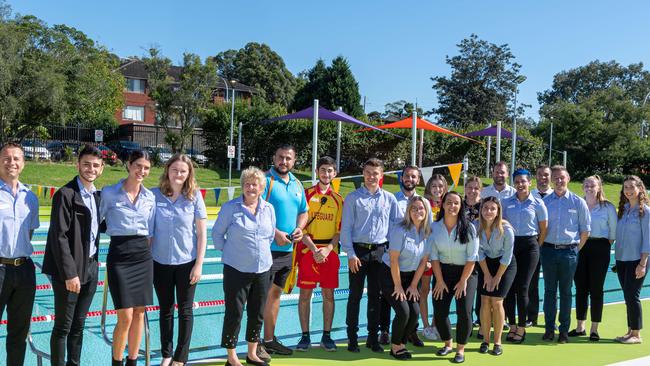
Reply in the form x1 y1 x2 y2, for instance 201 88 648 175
423 326 440 341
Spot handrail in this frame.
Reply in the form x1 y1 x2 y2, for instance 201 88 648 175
100 269 151 366
27 329 50 366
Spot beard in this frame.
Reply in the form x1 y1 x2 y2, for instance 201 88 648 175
402 182 416 191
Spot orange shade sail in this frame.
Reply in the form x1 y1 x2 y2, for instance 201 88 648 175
357 117 480 143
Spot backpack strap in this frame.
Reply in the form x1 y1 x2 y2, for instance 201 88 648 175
264 174 274 202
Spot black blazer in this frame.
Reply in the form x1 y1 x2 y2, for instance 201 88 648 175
42 177 101 284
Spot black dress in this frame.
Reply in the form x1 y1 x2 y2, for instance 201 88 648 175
107 235 153 309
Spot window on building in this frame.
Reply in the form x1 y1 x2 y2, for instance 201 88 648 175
123 106 144 121
126 78 145 93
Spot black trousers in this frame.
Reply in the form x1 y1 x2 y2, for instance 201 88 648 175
505 236 539 327
616 260 646 330
380 265 419 345
527 261 541 322
221 265 270 349
153 260 197 362
574 238 611 322
379 294 391 332
346 244 385 343
0 259 36 366
50 259 98 366
433 263 477 345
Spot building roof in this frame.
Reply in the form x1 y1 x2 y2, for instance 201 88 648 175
117 58 256 93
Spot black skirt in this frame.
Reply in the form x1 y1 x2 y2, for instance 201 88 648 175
478 256 517 298
107 235 153 309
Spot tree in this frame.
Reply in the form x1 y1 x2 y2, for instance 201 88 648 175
145 48 217 153
382 100 424 120
0 6 123 143
291 56 364 117
431 34 525 129
213 42 297 107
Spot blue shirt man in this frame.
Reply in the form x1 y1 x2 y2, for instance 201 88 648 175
540 166 590 343
0 143 40 366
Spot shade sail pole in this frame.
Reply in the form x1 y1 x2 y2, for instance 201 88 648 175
418 128 424 167
312 100 319 185
486 123 492 177
336 107 342 172
496 120 502 163
411 110 417 165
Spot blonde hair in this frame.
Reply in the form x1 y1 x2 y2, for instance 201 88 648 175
240 166 266 191
583 175 609 206
478 196 508 239
159 154 197 201
400 196 432 237
618 175 649 219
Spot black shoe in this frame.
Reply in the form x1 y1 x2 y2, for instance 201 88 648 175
245 356 269 366
125 358 137 366
389 348 411 360
568 329 586 337
589 332 600 342
320 334 337 351
366 341 384 353
542 330 555 341
256 344 271 363
472 320 480 327
479 342 489 354
379 331 390 345
558 332 569 344
453 353 465 363
112 359 124 366
264 337 293 355
407 332 425 347
296 335 311 351
477 330 484 340
347 341 360 353
436 346 453 356
506 329 517 342
525 320 537 328
492 344 503 356
503 323 510 331
512 330 526 344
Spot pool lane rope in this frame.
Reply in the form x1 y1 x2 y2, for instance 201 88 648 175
0 288 363 325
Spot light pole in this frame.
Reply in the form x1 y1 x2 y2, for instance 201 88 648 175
510 75 526 185
218 76 235 186
642 91 650 138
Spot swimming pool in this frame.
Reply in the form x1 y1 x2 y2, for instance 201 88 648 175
2 224 649 365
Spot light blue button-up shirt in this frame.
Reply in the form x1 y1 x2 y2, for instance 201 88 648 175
0 179 39 258
588 202 617 240
481 184 516 202
543 190 591 245
77 177 98 258
532 187 553 200
479 224 515 265
394 190 418 215
151 188 208 265
212 196 276 273
502 194 548 236
341 187 402 259
615 204 650 261
99 180 155 237
383 224 431 271
263 167 308 252
429 219 479 265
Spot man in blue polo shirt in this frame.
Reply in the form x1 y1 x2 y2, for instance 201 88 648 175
262 144 308 357
0 142 40 366
541 165 590 344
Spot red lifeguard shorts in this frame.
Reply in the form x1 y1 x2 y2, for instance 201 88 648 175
296 241 340 289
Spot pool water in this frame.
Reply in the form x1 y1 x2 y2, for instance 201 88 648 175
1 224 648 365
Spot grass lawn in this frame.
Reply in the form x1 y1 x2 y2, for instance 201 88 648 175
23 162 623 209
197 300 650 366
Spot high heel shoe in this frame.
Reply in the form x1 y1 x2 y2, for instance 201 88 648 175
512 330 526 344
245 356 269 366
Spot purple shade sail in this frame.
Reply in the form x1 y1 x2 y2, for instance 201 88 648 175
464 125 525 141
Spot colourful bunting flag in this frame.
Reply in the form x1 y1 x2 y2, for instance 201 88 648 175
50 187 56 199
352 177 362 189
227 187 235 200
37 185 42 197
396 171 403 190
447 163 463 188
200 189 207 199
379 175 384 188
214 188 221 204
331 178 341 193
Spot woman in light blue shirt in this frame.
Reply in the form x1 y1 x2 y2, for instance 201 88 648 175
151 154 207 366
477 196 516 356
99 150 155 366
614 175 650 344
430 191 479 364
212 167 275 366
570 175 616 341
381 196 432 360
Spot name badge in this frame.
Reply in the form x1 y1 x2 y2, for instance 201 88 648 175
568 209 577 213
115 202 126 207
507 205 515 209
234 212 243 218
0 203 10 210
157 202 168 207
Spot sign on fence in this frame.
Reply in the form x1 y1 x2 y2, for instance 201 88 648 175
94 129 103 142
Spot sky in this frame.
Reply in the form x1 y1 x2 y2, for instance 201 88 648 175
9 0 650 120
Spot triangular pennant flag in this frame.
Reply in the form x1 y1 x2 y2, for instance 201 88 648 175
396 171 404 190
421 166 434 186
200 189 207 199
213 188 221 204
379 175 384 188
331 178 341 193
37 185 42 197
352 177 362 189
227 187 235 200
50 187 56 198
448 163 463 188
